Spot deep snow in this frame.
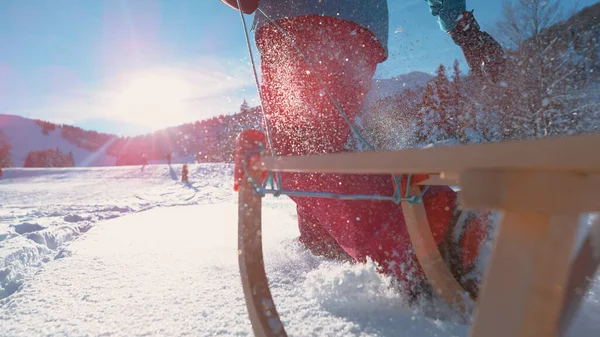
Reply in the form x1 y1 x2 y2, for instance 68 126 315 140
0 164 232 299
0 164 599 336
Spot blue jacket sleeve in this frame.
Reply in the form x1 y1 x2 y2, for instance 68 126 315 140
425 0 466 32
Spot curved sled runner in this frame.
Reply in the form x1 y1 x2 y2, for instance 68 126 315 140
236 132 600 337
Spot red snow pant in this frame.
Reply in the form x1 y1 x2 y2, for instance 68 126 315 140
257 16 487 294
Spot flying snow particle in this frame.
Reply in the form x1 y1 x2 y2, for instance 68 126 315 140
394 27 404 34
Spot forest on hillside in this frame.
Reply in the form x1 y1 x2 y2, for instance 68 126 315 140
15 100 262 166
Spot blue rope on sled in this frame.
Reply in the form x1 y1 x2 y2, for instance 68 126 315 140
242 150 430 205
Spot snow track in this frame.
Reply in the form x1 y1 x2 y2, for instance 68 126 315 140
0 164 232 299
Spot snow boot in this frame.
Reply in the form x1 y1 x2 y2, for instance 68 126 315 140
405 192 492 305
449 10 506 83
437 209 491 300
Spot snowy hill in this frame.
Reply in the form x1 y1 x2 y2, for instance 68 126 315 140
0 114 117 167
0 104 263 167
0 164 599 336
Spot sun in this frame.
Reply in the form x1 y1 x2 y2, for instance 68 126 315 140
111 71 194 130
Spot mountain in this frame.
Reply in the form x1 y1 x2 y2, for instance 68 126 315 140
0 103 262 167
0 114 117 167
75 118 152 137
103 104 263 165
368 71 433 101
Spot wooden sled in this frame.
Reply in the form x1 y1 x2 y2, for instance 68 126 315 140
236 132 600 337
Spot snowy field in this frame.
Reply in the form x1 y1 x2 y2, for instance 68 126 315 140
0 164 599 336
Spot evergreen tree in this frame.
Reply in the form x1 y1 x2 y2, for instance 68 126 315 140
240 99 250 113
414 64 461 144
415 82 442 144
0 131 12 167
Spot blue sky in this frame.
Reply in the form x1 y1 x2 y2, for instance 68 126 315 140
0 0 592 135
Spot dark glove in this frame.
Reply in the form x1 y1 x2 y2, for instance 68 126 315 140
449 10 506 83
220 0 259 14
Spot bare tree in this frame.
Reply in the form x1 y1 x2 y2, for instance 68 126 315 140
496 0 563 50
497 0 565 137
493 0 600 138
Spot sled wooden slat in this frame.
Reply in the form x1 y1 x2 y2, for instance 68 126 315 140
440 172 460 181
237 134 600 337
402 186 472 314
416 174 460 186
258 134 600 174
470 212 579 337
238 175 286 337
237 133 287 337
459 170 600 213
463 169 591 337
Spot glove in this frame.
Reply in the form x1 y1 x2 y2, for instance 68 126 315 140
449 10 506 83
220 0 259 14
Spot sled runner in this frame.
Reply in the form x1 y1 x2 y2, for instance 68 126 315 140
235 132 600 337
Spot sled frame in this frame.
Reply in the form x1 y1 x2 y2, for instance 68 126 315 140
237 133 600 337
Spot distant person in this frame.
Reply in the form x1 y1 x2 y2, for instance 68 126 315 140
141 154 148 170
221 0 494 300
166 153 172 165
181 164 189 183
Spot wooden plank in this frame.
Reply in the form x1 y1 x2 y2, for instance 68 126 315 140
440 172 460 181
469 212 579 337
557 217 600 336
460 171 600 213
258 134 600 175
238 175 287 337
402 186 472 315
416 174 459 186
237 132 287 337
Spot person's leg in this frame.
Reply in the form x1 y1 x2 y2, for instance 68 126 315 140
437 208 493 299
257 16 384 159
256 15 488 294
256 13 389 263
257 15 447 287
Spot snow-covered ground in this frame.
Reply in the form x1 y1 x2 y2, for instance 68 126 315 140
0 164 599 336
0 164 231 299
